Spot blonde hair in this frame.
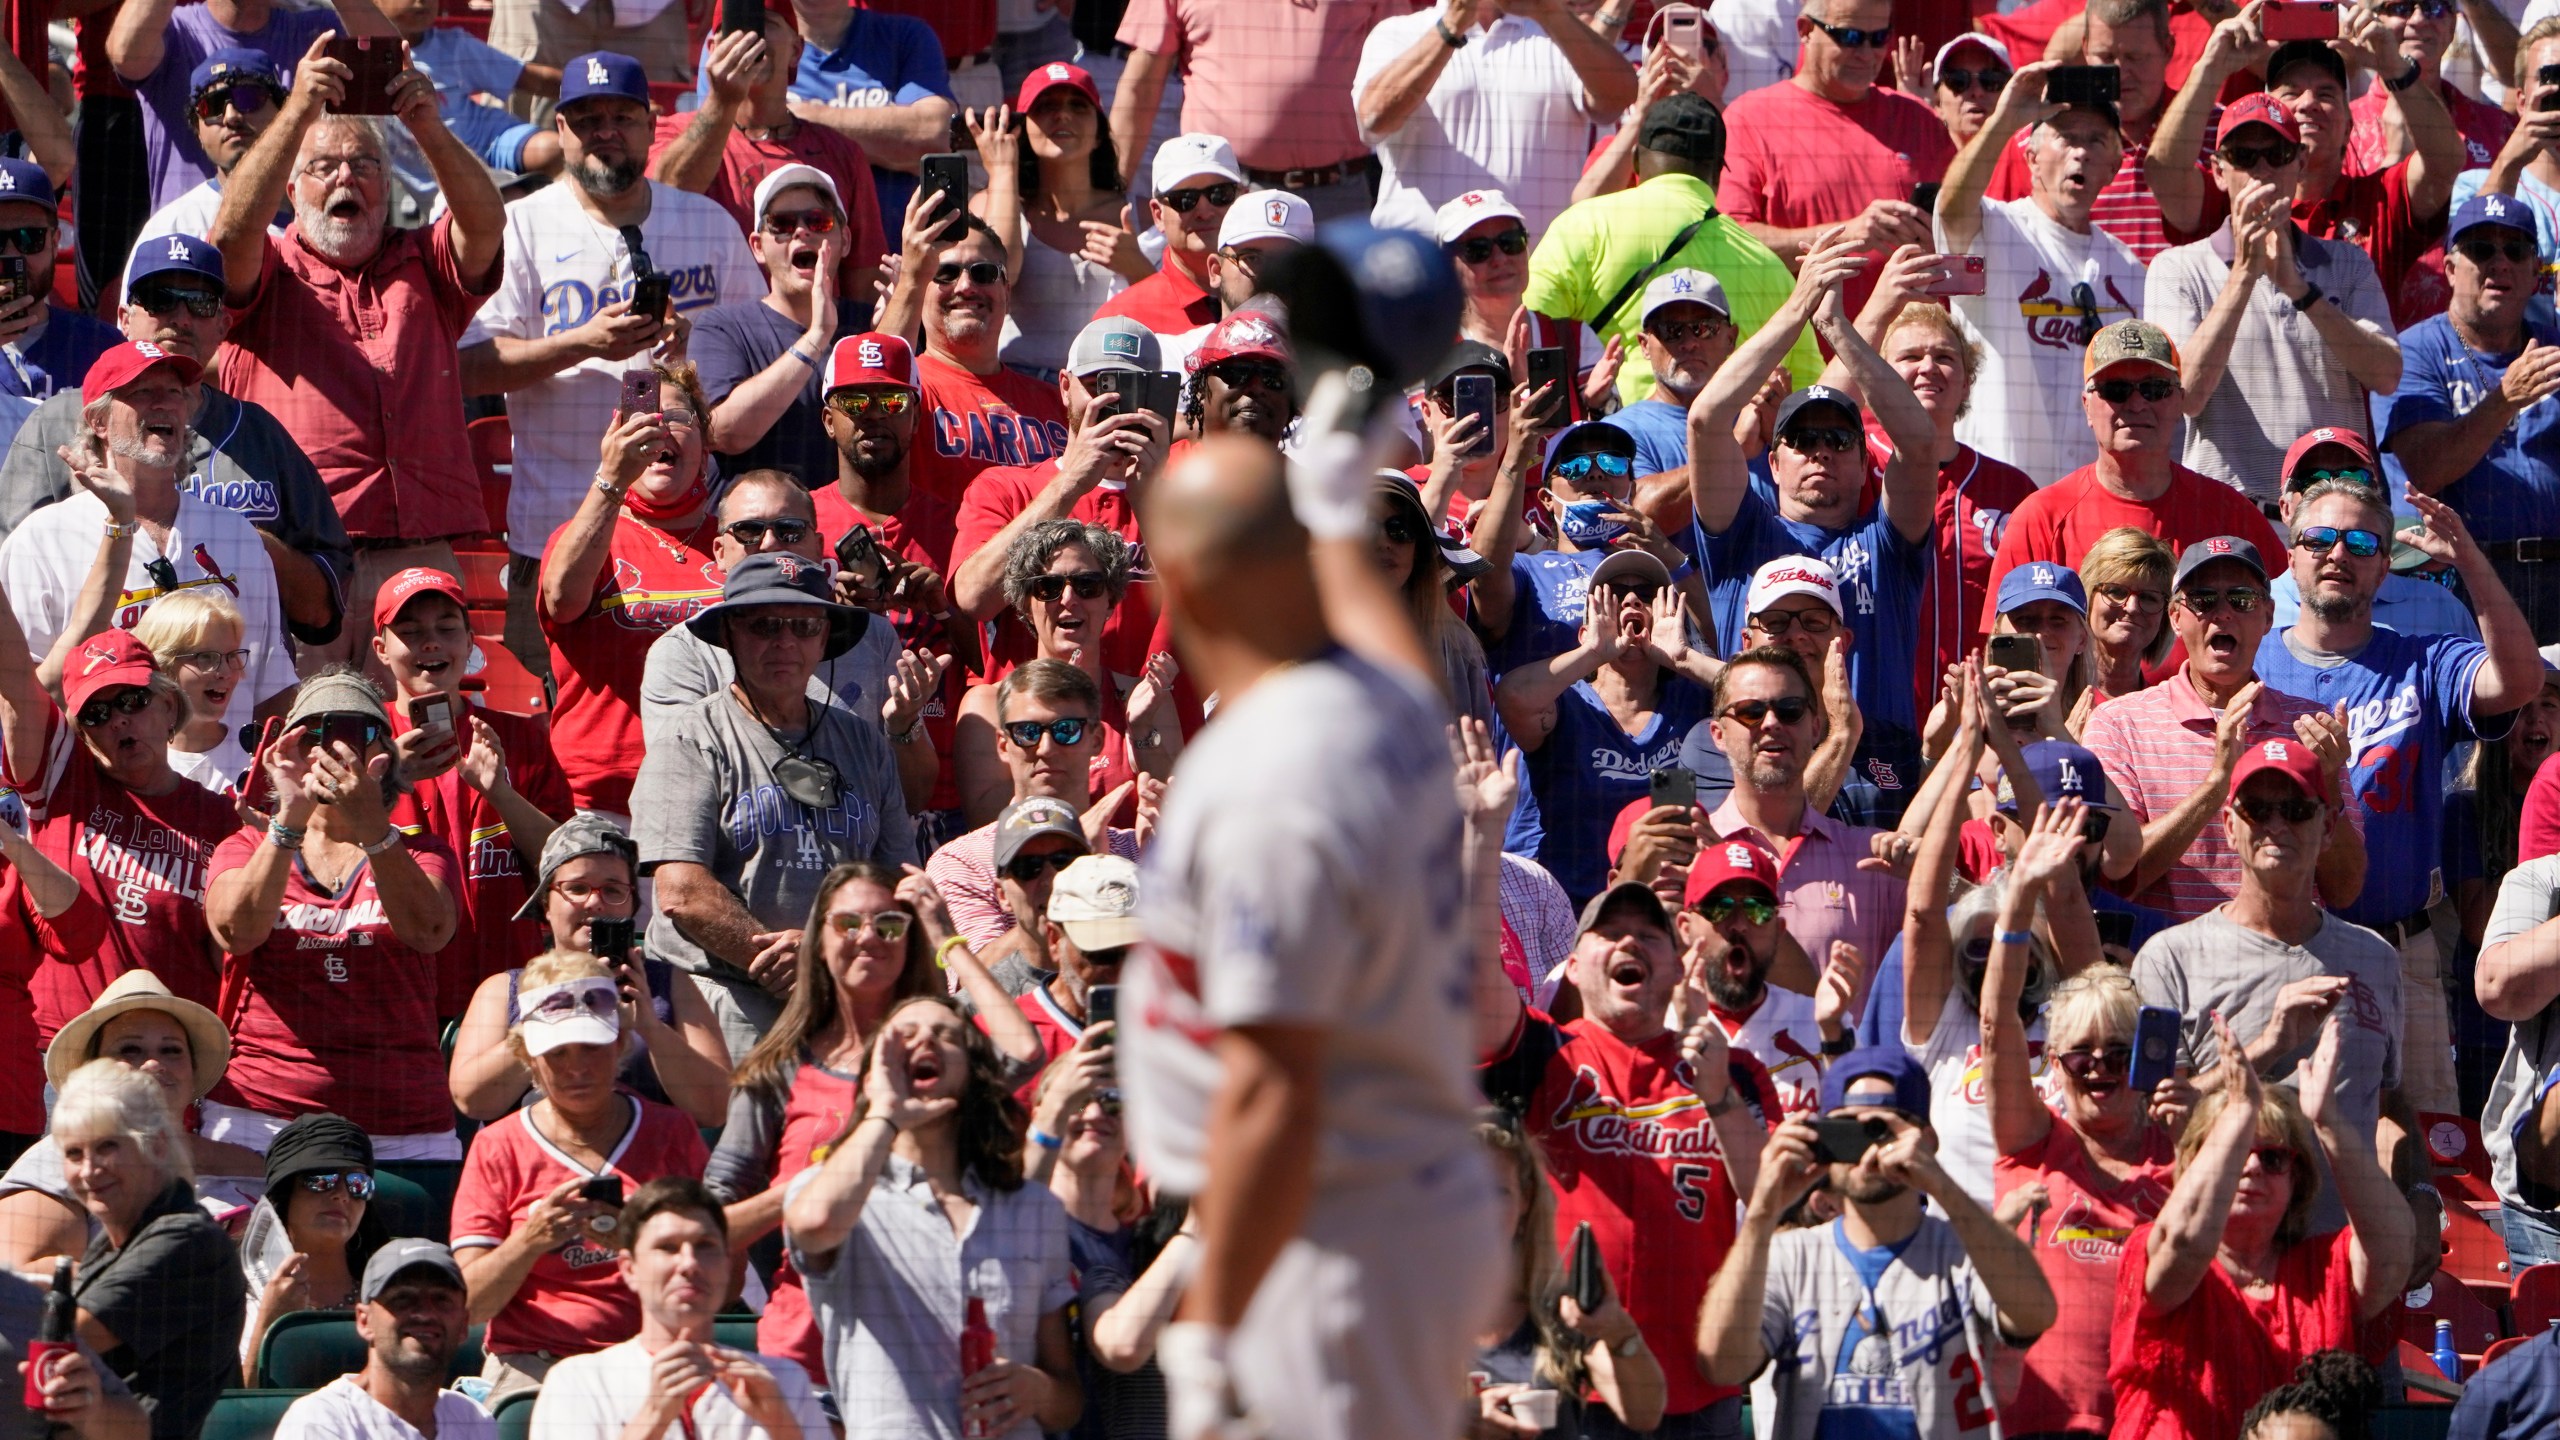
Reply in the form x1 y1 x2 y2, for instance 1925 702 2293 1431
1481 1112 1587 1394
2519 16 2560 88
2077 526 2178 666
2045 961 2137 1052
131 589 246 665
505 949 631 1065
51 1057 190 1182
2177 1080 2321 1250
1881 303 1982 419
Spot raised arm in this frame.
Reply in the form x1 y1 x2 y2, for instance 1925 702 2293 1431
1814 279 1933 543
539 408 665 626
212 36 340 306
389 44 503 285
2341 9 2459 217
2406 492 2542 714
103 0 178 83
1697 1117 1825 1386
1357 4 1470 139
1688 235 1855 534
0 46 72 188
782 1037 944 1260
1983 803 2082 1158
2143 1013 2261 1313
651 31 761 195
1459 374 1557 643
32 443 134 701
2299 1011 2413 1318
2146 4 2271 235
1492 603 1617 753
1453 718 1530 1057
1938 61 2062 254
1902 676 1986 1045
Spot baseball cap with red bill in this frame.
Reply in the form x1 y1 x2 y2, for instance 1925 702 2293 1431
1015 60 1101 115
826 333 918 393
1189 308 1290 370
2229 734 2334 807
82 341 201 405
63 630 157 716
2280 426 2381 490
2215 91 2302 146
1684 837 1780 909
374 567 467 631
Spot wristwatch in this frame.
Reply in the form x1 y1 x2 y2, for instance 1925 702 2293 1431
2386 59 2423 92
1435 15 1468 46
2289 281 2325 314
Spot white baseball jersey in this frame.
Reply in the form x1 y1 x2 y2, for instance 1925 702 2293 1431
1120 649 1482 1198
1757 1216 2025 1440
1714 984 1824 1117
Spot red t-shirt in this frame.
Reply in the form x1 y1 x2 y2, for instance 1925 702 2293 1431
1717 82 1958 313
644 112 889 294
983 984 1084 1107
911 354 1069 508
0 875 108 1134
2107 1225 2359 1440
2346 82 2512 179
1091 259 1218 338
14 701 239 1043
387 705 572 1019
858 0 995 61
1482 1012 1779 1417
2293 157 2448 328
1978 0 2216 93
1981 462 2286 630
539 516 724 816
205 828 462 1137
2520 757 2560 863
1995 1121 2176 1437
451 1098 711 1357
754 1064 863 1382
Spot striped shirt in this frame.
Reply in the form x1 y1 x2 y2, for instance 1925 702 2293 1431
2080 670 2366 922
1497 852 1577 1009
1707 799 1909 976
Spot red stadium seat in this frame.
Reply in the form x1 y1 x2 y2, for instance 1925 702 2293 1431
2486 1335 2531 1368
2403 1272 2503 1361
2420 1113 2501 1212
2438 1199 2516 1313
452 550 510 610
648 80 690 116
466 414 511 542
2514 1264 2560 1335
462 623 545 715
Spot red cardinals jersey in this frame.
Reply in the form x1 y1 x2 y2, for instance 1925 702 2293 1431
539 518 722 815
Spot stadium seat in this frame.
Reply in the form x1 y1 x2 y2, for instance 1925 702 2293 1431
713 1316 759 1353
370 1170 437 1243
255 1311 488 1389
2420 1112 2501 1212
463 622 548 716
376 1161 465 1244
2517 1263 2560 1334
201 1389 310 1440
2402 1273 2503 1360
2438 1199 2515 1313
467 414 512 541
494 1388 538 1440
2486 1335 2531 1368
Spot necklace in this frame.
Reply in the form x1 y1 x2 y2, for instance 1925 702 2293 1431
629 504 714 563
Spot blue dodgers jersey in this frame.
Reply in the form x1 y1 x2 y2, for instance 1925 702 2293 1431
1519 677 1708 906
1484 548 1608 678
1699 485 1931 743
2381 313 2560 545
2255 626 2502 923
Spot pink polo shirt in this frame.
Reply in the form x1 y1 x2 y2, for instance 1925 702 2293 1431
1113 0 1415 173
2079 669 2365 922
1707 799 1907 973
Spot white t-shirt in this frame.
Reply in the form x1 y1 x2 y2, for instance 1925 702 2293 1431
1121 650 1482 1197
1943 195 2148 485
463 182 763 559
1713 0 1802 104
1912 985 2055 1209
127 181 287 303
0 490 295 739
532 1337 830 1440
1355 9 1602 238
275 1376 494 1440
1713 985 1824 1117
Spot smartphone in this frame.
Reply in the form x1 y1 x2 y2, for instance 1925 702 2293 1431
1451 372 1496 460
0 256 29 307
323 35 402 116
1649 766 1696 812
579 1175 625 1207
834 523 886 591
2129 1005 2182 1092
1087 984 1116 1027
717 0 763 35
1567 1221 1605 1313
627 272 671 323
415 695 453 733
1657 3 1706 58
2261 0 2339 40
1135 371 1182 426
1922 254 1987 297
1810 1113 1888 1165
618 367 659 419
1909 181 1942 214
1086 369 1137 425
2093 909 2135 952
1524 346 1569 426
2539 62 2560 109
919 153 970 219
587 915 634 961
2042 64 2121 108
1986 632 2042 674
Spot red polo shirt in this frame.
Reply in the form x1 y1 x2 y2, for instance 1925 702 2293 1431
1092 257 1217 336
645 112 888 291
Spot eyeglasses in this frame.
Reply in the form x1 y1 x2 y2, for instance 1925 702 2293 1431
2248 1144 2297 1172
2092 582 2165 614
1777 426 1860 455
299 155 384 181
76 688 154 728
1449 228 1530 264
2217 140 2302 170
1752 607 1837 637
1696 893 1778 925
2377 0 2455 17
2237 795 2323 825
1380 514 1422 545
2089 377 2179 404
191 81 280 123
734 613 829 640
1205 360 1291 394
302 713 387 752
2456 236 2537 265
1721 696 1811 725
760 208 839 237
931 260 1007 286
722 518 811 547
2175 585 2264 616
1158 182 1241 214
1550 453 1634 483
1003 850 1082 883
2296 466 2373 487
526 984 619 1021
552 879 634 907
0 225 49 256
826 909 913 940
173 647 249 673
1809 16 1892 46
297 1170 376 1200
2293 525 2383 558
2053 1045 2130 1082
828 389 914 418
1004 717 1092 748
132 284 223 319
1026 570 1110 603
1647 316 1729 344
1937 65 2010 93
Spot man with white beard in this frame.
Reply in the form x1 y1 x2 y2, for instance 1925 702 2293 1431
208 32 505 671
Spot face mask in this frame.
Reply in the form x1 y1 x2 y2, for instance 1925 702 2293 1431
1556 498 1627 548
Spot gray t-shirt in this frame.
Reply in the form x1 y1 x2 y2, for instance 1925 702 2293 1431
638 616 899 746
2481 855 2560 1219
631 687 916 983
2132 906 2404 1232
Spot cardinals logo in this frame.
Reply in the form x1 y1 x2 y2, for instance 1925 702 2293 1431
1547 1065 1712 1160
858 339 884 369
2016 272 2134 350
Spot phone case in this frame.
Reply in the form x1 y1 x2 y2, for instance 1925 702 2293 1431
620 369 659 417
1451 374 1496 458
628 273 671 320
2262 1 2339 40
1568 1223 1605 1311
2042 65 2121 107
920 154 970 212
325 36 402 116
717 0 763 34
1923 255 1987 296
2129 1006 2181 1092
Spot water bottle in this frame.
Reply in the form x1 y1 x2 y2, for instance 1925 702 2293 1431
2435 1318 2462 1382
21 1258 72 1412
960 1294 997 1438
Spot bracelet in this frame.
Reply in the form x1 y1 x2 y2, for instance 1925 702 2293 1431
1704 1087 1744 1116
787 345 819 369
1435 15 1468 46
1820 1030 1857 1057
889 722 923 745
593 475 627 498
362 829 403 857
101 520 136 540
265 821 305 852
1994 928 2035 947
1028 1127 1064 1151
934 934 968 970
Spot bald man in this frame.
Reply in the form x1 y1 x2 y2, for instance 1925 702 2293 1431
1119 436 1502 1440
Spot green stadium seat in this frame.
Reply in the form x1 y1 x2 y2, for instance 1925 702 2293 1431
375 1162 465 1243
493 1388 539 1440
713 1317 759 1352
254 1310 487 1390
200 1389 309 1440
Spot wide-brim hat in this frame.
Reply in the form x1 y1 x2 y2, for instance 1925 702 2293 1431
45 969 231 1100
683 552 868 660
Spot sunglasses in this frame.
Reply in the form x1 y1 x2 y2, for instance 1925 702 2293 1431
1697 893 1778 925
2296 466 2373 487
2053 1046 2130 1082
828 389 914 418
734 613 829 640
1937 65 2010 93
827 909 914 940
932 260 1007 286
2092 582 2165 613
2090 377 2178 404
760 208 839 237
1003 850 1082 883
2377 0 2456 16
1205 360 1291 394
2237 795 2323 825
1810 16 1892 45
1722 696 1811 725
1752 607 1837 637
2248 1144 2297 1172
0 225 49 257
76 688 154 729
2458 236 2537 266
132 284 223 319
192 81 281 122
1647 316 1730 344
1449 228 1530 264
2176 585 2264 616
525 984 619 1022
2218 140 2302 170
722 518 811 547
1778 426 1860 455
2293 525 2383 558
302 713 386 752
1004 717 1092 748
1381 514 1422 545
1158 182 1241 214
1026 570 1110 603
1550 453 1634 483
1604 579 1663 604
296 1170 377 1200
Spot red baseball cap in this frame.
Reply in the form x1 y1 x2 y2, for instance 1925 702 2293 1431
1014 60 1101 115
2216 92 2303 147
1683 838 1781 910
374 566 467 632
826 333 918 393
1605 795 1651 865
2230 734 2334 806
81 341 201 406
1188 308 1291 371
2279 426 2380 489
62 629 157 715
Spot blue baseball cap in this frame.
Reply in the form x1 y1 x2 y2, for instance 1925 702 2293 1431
2451 191 2540 247
1770 384 1862 437
0 158 53 213
1995 739 2116 815
125 232 224 290
558 51 649 110
1995 560 2087 617
187 46 283 97
1817 1045 1931 1122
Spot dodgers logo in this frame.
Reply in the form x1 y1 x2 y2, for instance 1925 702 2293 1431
584 57 609 85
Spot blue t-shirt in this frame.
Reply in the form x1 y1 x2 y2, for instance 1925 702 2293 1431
135 5 341 210
2255 625 2505 924
410 27 524 122
1602 398 1691 478
1484 548 1608 678
2381 313 2560 545
1520 676 1708 906
1700 486 1931 745
4 307 121 401
695 10 951 237
2271 571 2481 640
